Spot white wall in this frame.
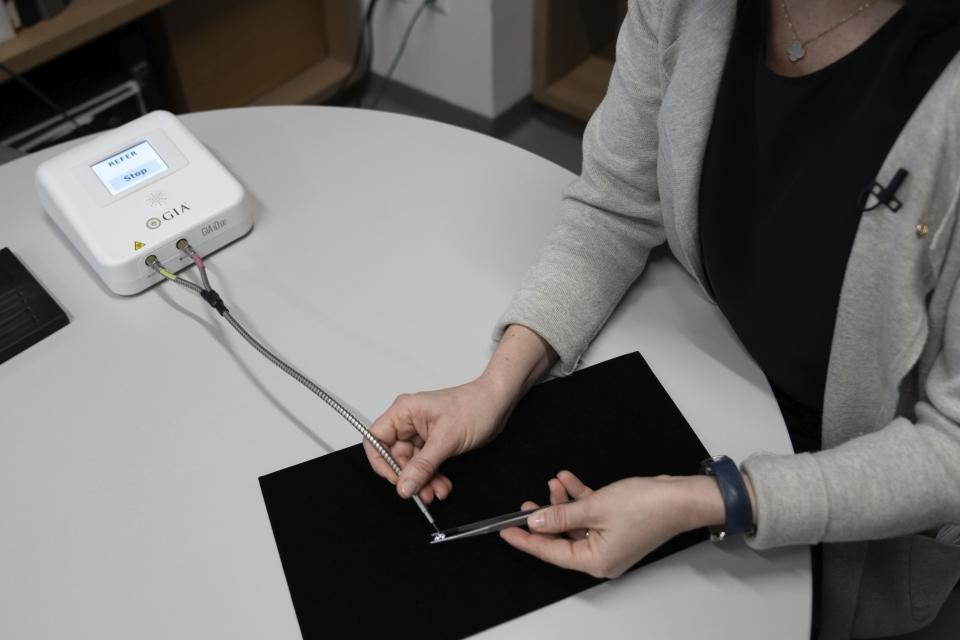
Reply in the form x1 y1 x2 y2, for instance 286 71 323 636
367 0 533 119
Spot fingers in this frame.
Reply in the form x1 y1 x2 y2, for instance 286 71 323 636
368 397 453 500
364 443 453 503
536 471 591 540
546 476 589 539
522 500 545 515
396 434 456 499
406 474 454 505
374 394 418 440
556 470 593 499
419 484 435 503
429 475 453 501
501 501 559 543
548 478 568 506
501 484 596 575
365 408 402 480
528 497 592 535
369 404 401 446
500 527 591 573
362 440 398 482
362 438 416 483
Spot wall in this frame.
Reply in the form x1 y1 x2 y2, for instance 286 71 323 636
367 0 533 119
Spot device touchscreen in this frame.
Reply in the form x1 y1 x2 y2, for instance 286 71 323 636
90 140 169 195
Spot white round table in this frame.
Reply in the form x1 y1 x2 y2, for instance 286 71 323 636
0 106 809 639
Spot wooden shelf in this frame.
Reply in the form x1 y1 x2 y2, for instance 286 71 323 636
0 0 360 112
250 58 352 106
0 0 172 74
537 54 613 122
147 0 360 111
532 0 625 122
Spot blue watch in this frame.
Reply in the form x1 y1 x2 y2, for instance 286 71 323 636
700 455 755 541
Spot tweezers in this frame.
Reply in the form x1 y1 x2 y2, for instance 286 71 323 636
430 507 543 544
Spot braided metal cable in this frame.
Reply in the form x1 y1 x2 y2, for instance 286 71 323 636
192 252 212 291
221 310 400 471
153 253 438 531
196 260 212 291
177 241 212 291
170 274 204 295
221 310 437 530
148 258 204 294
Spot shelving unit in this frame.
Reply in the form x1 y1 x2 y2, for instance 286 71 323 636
0 0 172 73
532 0 626 122
0 0 361 112
145 0 359 111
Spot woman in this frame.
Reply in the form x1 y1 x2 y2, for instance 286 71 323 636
363 1 960 638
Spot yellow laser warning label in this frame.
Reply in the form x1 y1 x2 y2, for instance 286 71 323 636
133 241 145 251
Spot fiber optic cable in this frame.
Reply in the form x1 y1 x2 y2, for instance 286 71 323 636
176 239 211 291
145 255 203 294
147 251 441 534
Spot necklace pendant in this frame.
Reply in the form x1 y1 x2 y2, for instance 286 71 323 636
787 40 806 62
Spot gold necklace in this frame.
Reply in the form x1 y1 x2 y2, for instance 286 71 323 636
779 0 875 63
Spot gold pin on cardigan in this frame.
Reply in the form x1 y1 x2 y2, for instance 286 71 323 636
916 223 930 237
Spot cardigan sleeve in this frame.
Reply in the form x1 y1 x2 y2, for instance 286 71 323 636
492 0 668 375
742 274 960 549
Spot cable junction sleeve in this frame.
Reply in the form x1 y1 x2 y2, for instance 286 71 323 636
148 249 440 533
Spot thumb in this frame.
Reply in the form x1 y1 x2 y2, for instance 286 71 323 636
396 436 455 498
528 499 592 534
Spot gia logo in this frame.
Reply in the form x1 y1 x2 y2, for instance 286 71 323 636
144 203 190 230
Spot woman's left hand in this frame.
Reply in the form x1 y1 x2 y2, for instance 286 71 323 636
500 470 726 579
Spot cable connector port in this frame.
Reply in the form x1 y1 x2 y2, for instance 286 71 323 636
176 239 190 252
145 254 160 268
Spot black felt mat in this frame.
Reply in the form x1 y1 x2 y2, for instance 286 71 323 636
259 352 710 639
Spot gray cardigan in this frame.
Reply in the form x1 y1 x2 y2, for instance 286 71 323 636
496 1 960 638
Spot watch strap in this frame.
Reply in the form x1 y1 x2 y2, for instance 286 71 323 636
700 455 754 541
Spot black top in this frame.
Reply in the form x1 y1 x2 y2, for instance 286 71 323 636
699 0 960 453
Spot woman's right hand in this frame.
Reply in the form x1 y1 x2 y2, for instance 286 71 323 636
363 376 513 503
364 324 560 503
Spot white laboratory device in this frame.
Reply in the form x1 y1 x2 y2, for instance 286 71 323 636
36 110 253 295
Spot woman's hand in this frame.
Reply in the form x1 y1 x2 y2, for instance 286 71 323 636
364 324 559 503
363 377 513 503
501 470 731 579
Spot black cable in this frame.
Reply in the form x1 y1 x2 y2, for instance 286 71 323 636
367 0 434 110
0 61 86 135
333 0 379 102
354 0 378 107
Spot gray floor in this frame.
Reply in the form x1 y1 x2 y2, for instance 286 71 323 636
0 91 585 176
359 89 584 175
500 114 583 175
